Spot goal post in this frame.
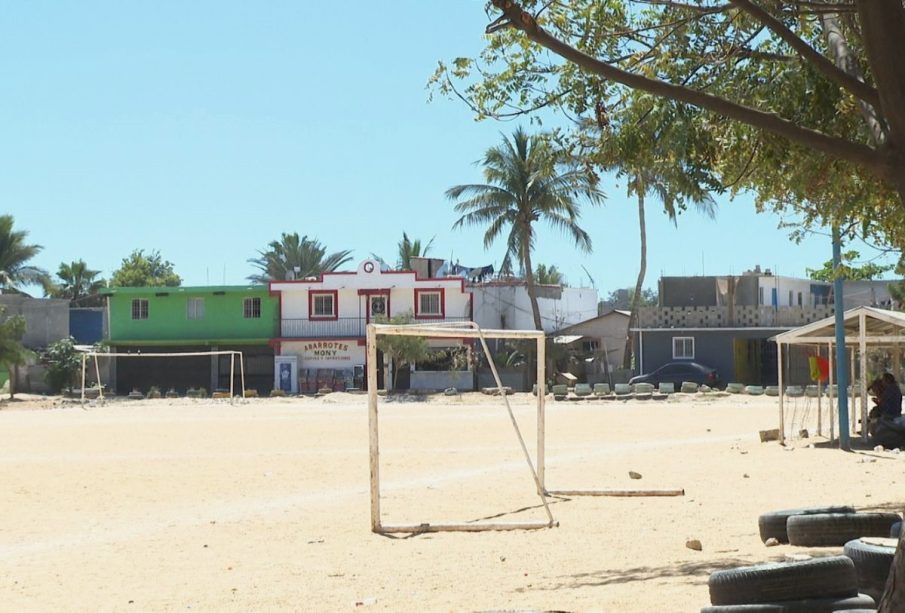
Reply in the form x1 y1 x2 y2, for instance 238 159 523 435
79 350 246 404
367 321 555 534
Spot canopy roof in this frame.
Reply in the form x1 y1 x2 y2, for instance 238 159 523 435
773 306 905 346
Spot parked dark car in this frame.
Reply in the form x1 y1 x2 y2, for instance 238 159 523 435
628 361 722 388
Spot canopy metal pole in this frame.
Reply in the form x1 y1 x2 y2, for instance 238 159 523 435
827 342 835 442
859 311 868 443
850 347 857 439
777 341 784 444
80 353 87 404
825 342 832 440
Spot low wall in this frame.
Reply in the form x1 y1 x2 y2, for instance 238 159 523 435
409 370 474 392
477 366 529 392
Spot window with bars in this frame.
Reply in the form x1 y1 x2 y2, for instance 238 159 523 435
131 299 149 320
243 297 261 319
187 298 205 320
672 336 694 359
417 291 441 316
311 292 336 318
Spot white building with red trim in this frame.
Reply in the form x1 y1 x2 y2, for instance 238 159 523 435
268 259 472 392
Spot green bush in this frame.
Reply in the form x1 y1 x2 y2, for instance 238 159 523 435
42 337 82 394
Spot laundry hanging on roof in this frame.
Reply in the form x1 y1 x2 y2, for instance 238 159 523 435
450 263 494 283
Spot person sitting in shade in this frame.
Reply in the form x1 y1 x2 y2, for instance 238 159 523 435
878 372 903 418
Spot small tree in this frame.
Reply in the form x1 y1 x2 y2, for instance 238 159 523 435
0 306 28 400
110 249 181 287
375 312 429 391
807 250 893 282
42 336 82 394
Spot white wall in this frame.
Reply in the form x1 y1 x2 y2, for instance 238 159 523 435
271 259 472 321
756 276 820 307
469 284 598 332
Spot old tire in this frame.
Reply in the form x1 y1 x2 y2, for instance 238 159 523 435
787 513 901 547
843 537 898 601
758 506 856 544
708 556 858 606
891 521 901 538
701 592 875 611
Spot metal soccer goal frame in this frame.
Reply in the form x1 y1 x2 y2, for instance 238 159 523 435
79 350 246 404
367 321 555 534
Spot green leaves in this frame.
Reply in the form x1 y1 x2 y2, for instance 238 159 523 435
246 234 352 283
447 127 603 328
110 250 181 288
0 306 28 398
0 215 48 292
41 336 82 394
433 1 904 254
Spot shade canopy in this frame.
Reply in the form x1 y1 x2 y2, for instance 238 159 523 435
773 305 905 446
773 306 905 346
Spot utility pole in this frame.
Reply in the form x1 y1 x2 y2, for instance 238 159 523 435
832 226 850 451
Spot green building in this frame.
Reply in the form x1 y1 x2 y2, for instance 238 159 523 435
101 285 278 394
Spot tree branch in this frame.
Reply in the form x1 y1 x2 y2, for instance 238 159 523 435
488 0 885 178
728 0 880 108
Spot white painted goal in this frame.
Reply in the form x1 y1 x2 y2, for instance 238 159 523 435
79 350 246 404
366 321 555 533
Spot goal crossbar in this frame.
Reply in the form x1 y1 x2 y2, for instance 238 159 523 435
367 321 556 534
80 350 246 404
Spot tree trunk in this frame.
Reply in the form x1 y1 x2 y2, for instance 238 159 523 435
878 526 905 611
9 363 16 400
623 186 647 370
523 246 544 331
856 0 905 203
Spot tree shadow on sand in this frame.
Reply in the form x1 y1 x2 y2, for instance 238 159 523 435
514 552 824 593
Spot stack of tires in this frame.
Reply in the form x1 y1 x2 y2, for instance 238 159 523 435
701 507 903 610
703 556 877 611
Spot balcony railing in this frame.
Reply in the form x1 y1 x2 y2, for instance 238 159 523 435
280 316 470 338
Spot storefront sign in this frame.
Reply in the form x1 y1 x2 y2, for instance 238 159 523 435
301 340 355 362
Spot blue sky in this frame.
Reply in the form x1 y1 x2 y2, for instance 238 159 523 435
2 1 896 298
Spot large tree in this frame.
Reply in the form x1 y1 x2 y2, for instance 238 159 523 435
447 127 604 330
110 250 181 287
247 233 353 283
0 215 48 294
434 1 905 250
43 260 106 306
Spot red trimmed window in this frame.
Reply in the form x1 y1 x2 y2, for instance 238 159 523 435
309 290 338 320
414 288 444 319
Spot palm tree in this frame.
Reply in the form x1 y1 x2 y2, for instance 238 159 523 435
447 128 604 330
0 215 48 294
44 260 106 305
397 232 435 271
247 233 353 283
621 169 716 370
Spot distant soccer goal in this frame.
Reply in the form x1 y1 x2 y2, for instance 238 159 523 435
79 350 246 404
366 321 555 534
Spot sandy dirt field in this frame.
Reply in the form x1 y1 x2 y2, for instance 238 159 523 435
0 391 902 612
